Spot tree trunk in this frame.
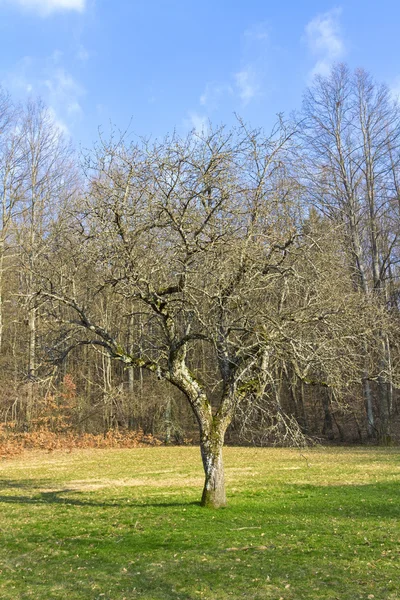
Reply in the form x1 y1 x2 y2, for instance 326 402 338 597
0 242 4 354
102 353 112 431
200 434 226 508
385 334 393 416
376 332 391 444
363 374 375 439
128 312 135 395
288 374 308 433
167 348 230 508
164 396 172 444
26 304 36 427
321 389 334 440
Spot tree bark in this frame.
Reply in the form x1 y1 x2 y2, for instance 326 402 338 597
200 433 226 508
363 376 375 438
26 303 36 427
0 239 4 354
321 389 334 440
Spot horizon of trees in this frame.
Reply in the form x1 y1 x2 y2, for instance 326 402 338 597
0 64 399 488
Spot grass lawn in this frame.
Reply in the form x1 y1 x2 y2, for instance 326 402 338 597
0 446 399 599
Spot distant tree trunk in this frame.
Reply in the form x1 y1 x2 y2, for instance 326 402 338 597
385 334 394 416
26 302 36 426
363 376 375 438
377 334 391 444
377 380 390 444
28 303 36 380
85 343 92 404
102 353 112 431
0 246 3 355
322 389 334 440
352 411 363 442
164 396 172 444
287 367 308 433
128 312 135 395
25 192 37 428
330 403 345 442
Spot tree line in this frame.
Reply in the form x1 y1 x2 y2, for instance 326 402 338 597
0 64 399 501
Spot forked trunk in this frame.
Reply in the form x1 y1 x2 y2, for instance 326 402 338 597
167 356 231 508
200 438 226 508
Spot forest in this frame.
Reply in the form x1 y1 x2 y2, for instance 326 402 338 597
0 63 399 457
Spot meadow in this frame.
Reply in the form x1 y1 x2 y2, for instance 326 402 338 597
0 446 399 599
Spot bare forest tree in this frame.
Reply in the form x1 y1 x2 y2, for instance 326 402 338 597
0 96 78 426
0 88 23 355
17 100 78 424
300 64 400 442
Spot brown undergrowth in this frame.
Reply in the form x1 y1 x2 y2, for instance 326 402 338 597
0 427 164 459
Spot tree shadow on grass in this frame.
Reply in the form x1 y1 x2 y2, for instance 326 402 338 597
0 479 201 508
3 565 206 600
0 478 399 517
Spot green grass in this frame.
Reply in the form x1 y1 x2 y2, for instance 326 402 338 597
0 446 399 599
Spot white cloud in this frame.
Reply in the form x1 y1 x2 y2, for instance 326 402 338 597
200 82 233 110
304 8 345 78
76 44 90 62
234 67 260 105
44 66 84 117
234 22 269 105
4 0 85 16
243 22 269 43
66 100 83 115
6 56 34 93
187 112 209 134
186 21 267 127
4 53 85 137
47 106 70 135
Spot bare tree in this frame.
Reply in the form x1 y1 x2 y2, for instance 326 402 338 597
40 121 309 507
300 64 400 441
0 89 24 355
16 99 77 424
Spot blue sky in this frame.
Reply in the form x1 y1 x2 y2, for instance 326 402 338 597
1 0 400 148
